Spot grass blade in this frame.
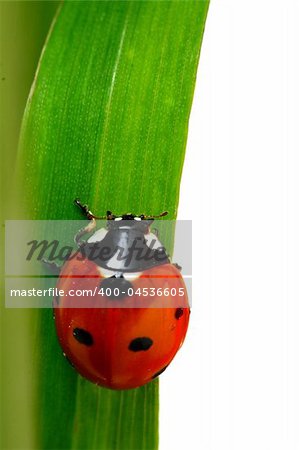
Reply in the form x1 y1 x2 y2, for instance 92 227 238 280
12 1 209 449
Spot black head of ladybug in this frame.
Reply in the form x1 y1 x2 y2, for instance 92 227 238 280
107 214 153 233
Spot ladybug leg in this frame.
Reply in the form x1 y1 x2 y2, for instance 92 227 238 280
42 259 61 275
73 198 116 247
140 211 168 219
74 198 100 247
74 198 113 220
74 219 96 247
173 262 182 271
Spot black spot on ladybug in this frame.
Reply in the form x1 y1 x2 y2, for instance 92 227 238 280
100 275 133 300
128 337 153 352
73 328 93 346
175 308 184 320
152 365 169 379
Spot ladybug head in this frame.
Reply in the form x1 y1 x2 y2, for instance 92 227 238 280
107 212 155 231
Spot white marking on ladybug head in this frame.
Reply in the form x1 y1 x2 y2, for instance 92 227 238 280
123 272 142 280
115 217 131 229
97 267 117 278
87 228 108 243
144 232 163 250
106 248 126 270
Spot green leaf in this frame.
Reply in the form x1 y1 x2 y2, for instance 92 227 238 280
11 1 209 449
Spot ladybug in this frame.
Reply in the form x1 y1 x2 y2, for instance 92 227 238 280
53 199 190 390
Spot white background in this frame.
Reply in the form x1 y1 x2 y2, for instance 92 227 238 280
160 1 299 449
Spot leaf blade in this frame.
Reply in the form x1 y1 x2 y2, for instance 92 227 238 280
15 1 209 449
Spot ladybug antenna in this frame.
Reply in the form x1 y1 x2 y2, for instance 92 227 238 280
74 198 112 220
139 211 168 220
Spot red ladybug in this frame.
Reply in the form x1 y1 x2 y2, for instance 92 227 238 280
53 199 190 390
